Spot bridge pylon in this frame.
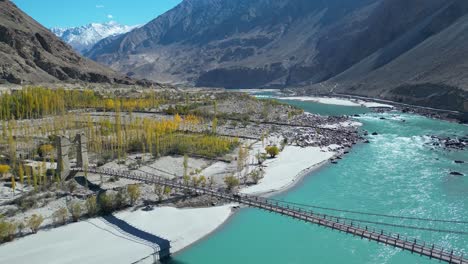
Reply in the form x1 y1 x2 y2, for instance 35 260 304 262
56 133 89 180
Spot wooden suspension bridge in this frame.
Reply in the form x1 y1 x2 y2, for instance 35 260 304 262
72 167 468 264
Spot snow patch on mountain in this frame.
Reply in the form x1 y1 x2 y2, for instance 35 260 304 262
51 21 138 54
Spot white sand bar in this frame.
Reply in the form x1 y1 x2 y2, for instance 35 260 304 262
0 205 234 264
278 96 394 108
241 145 335 195
0 141 337 262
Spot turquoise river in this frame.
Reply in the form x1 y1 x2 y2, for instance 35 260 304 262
167 96 468 264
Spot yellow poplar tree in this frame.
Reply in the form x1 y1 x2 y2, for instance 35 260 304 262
18 164 24 186
0 164 10 179
11 175 16 196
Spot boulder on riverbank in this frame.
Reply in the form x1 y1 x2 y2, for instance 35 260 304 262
428 135 467 151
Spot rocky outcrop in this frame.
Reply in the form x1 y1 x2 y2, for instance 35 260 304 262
427 135 467 151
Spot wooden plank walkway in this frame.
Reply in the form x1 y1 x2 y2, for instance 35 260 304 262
73 167 468 264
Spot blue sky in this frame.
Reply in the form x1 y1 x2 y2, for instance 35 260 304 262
12 0 182 28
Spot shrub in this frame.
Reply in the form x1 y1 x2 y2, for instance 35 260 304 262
70 202 82 222
52 207 69 226
67 181 77 194
250 169 264 184
163 186 171 195
265 146 280 158
115 189 129 209
99 192 116 215
38 144 54 158
17 221 25 235
18 197 37 211
127 184 141 205
280 138 288 150
27 214 44 234
86 196 98 216
0 221 17 242
198 175 207 188
224 175 240 191
256 153 268 165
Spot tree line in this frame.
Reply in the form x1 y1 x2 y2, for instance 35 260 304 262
0 87 164 120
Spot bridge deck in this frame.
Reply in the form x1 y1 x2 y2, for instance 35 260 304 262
73 167 468 264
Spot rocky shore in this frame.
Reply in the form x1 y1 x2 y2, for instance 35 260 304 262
427 135 468 151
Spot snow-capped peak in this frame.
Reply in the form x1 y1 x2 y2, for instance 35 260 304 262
51 21 138 54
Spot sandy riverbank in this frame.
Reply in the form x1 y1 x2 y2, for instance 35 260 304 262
0 205 234 264
241 144 336 195
278 96 394 108
0 141 341 263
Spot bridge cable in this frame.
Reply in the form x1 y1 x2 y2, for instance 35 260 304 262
82 166 468 261
304 212 468 235
114 168 468 235
266 198 468 224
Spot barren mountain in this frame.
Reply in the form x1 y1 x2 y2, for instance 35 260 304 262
0 0 149 85
87 0 468 112
87 0 377 86
324 0 468 112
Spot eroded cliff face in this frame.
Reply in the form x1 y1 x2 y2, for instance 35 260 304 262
0 0 151 86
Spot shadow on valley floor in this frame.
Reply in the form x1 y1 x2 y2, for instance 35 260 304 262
74 175 104 192
101 214 171 259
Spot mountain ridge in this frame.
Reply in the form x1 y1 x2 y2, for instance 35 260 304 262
51 21 138 54
86 0 466 112
0 0 151 86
